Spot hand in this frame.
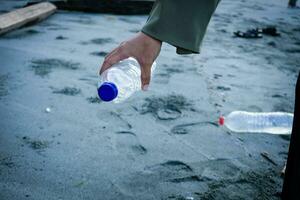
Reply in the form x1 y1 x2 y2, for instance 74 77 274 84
99 32 162 90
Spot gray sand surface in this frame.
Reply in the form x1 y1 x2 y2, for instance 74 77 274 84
0 0 299 199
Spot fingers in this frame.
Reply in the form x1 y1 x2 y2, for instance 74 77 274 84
140 62 152 91
99 47 128 75
104 47 118 60
104 42 125 60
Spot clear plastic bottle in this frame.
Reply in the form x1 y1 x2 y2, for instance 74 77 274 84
98 57 156 103
219 111 294 134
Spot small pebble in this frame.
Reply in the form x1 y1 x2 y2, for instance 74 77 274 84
45 107 51 113
186 197 194 200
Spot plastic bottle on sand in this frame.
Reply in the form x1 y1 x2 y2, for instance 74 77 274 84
219 111 294 134
98 57 156 103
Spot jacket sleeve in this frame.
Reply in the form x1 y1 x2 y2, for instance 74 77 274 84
142 0 220 54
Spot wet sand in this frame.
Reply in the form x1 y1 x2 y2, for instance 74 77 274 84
0 0 299 199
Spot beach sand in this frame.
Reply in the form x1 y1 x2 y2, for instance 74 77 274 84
0 0 299 199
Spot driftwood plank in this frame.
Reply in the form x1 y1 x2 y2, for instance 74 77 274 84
0 2 56 35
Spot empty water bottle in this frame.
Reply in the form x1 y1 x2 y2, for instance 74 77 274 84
219 111 294 134
98 57 156 103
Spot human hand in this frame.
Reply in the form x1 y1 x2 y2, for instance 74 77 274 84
99 32 162 90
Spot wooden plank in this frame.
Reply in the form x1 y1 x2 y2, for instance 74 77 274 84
0 2 56 35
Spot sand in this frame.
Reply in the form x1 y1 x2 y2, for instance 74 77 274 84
0 0 299 199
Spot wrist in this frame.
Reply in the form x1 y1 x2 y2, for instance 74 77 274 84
140 31 162 46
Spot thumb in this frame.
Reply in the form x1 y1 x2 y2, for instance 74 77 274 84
140 62 152 91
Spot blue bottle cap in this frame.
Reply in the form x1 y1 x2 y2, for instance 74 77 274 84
98 82 118 102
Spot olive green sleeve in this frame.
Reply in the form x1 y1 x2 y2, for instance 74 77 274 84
142 0 220 54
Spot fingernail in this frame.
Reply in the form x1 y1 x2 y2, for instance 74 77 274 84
142 84 149 91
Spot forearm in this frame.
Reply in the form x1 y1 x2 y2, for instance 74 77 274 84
142 0 220 54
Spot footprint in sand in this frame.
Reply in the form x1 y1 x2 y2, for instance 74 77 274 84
171 121 218 135
90 51 108 57
194 159 280 200
117 158 279 199
145 160 197 183
52 87 81 96
80 38 114 45
0 74 8 98
98 111 132 130
30 58 80 77
116 160 199 197
55 35 68 40
113 131 147 157
140 94 194 120
21 136 51 154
